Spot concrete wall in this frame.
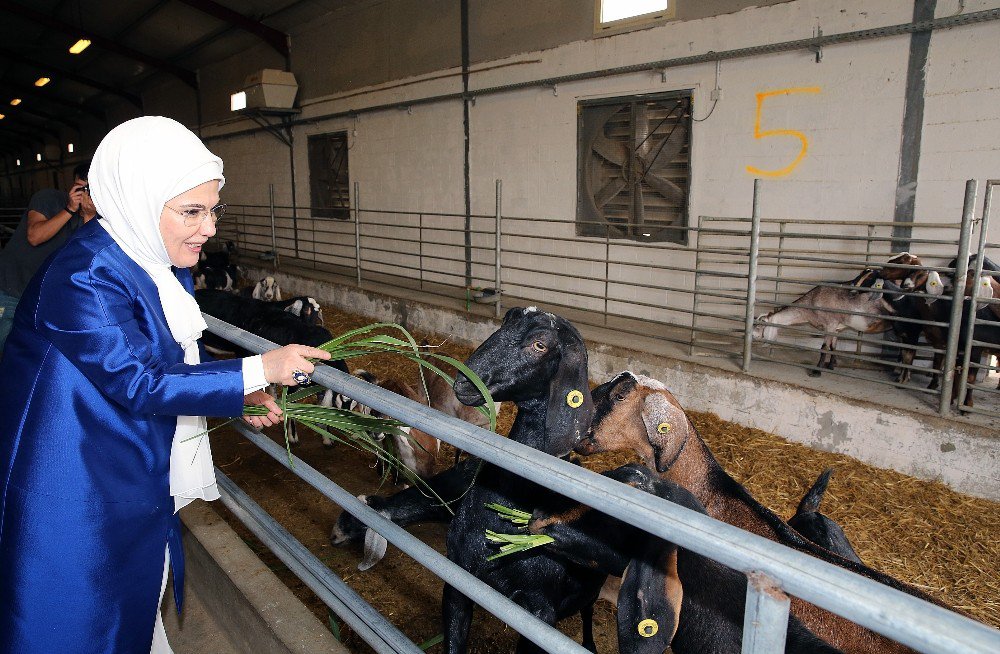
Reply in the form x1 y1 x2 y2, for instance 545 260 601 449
177 0 1000 328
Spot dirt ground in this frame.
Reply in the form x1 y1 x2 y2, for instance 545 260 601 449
207 305 1000 653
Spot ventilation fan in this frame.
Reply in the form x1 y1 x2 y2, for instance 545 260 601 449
578 96 691 242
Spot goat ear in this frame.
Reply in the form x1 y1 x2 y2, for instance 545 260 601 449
641 393 689 474
617 548 682 652
545 327 594 452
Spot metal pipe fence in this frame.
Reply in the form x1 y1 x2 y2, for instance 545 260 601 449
217 178 999 419
202 314 1000 653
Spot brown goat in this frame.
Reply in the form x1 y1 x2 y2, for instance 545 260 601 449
576 372 960 654
369 373 488 480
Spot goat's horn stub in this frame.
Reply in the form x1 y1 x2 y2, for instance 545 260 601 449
566 390 584 408
638 619 658 637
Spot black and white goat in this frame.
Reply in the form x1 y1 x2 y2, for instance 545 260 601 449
193 241 240 291
242 276 282 301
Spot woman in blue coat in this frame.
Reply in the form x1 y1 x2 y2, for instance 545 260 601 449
0 116 330 653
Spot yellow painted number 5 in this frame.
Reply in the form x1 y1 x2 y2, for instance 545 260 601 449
746 87 821 178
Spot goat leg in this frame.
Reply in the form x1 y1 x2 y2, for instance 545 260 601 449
442 584 475 654
825 335 839 371
809 342 829 377
579 603 596 653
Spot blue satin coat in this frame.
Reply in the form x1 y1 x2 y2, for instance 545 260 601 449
0 220 245 653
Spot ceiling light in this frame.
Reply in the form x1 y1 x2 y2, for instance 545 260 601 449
34 77 51 87
67 143 74 153
0 113 4 120
69 39 91 54
36 153 42 161
230 91 247 112
10 98 21 106
16 159 21 166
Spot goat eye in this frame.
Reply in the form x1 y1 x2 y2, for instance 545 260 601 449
614 392 626 402
531 341 547 353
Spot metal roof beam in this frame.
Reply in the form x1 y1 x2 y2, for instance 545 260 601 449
174 0 289 59
0 0 198 88
0 47 143 108
1 116 61 142
12 105 80 132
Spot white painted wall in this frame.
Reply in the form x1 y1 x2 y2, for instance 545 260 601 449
200 0 999 327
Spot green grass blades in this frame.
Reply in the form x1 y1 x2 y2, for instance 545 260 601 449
485 531 555 561
485 502 532 527
313 322 498 432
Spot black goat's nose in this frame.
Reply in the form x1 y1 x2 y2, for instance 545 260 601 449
453 373 484 406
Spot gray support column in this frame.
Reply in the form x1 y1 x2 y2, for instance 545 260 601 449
892 0 937 253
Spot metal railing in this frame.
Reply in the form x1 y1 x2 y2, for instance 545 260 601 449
217 179 999 418
204 314 1000 653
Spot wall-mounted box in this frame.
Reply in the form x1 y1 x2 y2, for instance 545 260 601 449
242 69 298 109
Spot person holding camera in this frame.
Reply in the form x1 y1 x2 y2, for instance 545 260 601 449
0 161 97 353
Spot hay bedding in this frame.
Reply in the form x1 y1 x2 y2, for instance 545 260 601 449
209 302 999 653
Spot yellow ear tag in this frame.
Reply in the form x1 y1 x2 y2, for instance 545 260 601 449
566 390 584 408
638 619 658 637
657 422 671 434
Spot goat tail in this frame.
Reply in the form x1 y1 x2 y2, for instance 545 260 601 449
796 468 834 515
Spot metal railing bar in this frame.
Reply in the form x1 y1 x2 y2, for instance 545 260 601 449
226 421 592 654
201 317 1000 653
215 471 422 654
749 352 942 394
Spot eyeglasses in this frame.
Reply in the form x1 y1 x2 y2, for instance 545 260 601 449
164 203 227 227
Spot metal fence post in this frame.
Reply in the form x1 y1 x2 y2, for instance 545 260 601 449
939 179 977 415
268 184 278 272
419 212 425 291
956 180 996 408
742 572 791 654
354 181 362 286
495 179 503 318
742 179 762 372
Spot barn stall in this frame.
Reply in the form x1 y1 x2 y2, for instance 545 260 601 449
1 1 999 652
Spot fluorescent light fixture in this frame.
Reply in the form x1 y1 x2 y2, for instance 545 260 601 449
642 232 652 237
34 77 51 87
10 98 21 106
16 159 21 166
36 153 42 161
67 143 74 153
230 91 247 112
601 0 669 23
69 39 91 54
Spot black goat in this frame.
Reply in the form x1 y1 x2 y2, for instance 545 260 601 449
443 307 602 654
523 463 843 653
788 469 862 564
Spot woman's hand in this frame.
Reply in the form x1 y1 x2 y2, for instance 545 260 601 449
261 344 332 386
243 390 282 429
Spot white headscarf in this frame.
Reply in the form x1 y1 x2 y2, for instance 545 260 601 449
89 116 226 512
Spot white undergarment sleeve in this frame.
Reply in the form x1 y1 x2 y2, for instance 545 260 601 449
242 355 268 394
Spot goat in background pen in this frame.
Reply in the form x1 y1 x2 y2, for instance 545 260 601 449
753 267 900 376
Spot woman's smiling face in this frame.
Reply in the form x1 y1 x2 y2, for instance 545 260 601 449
158 179 220 268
